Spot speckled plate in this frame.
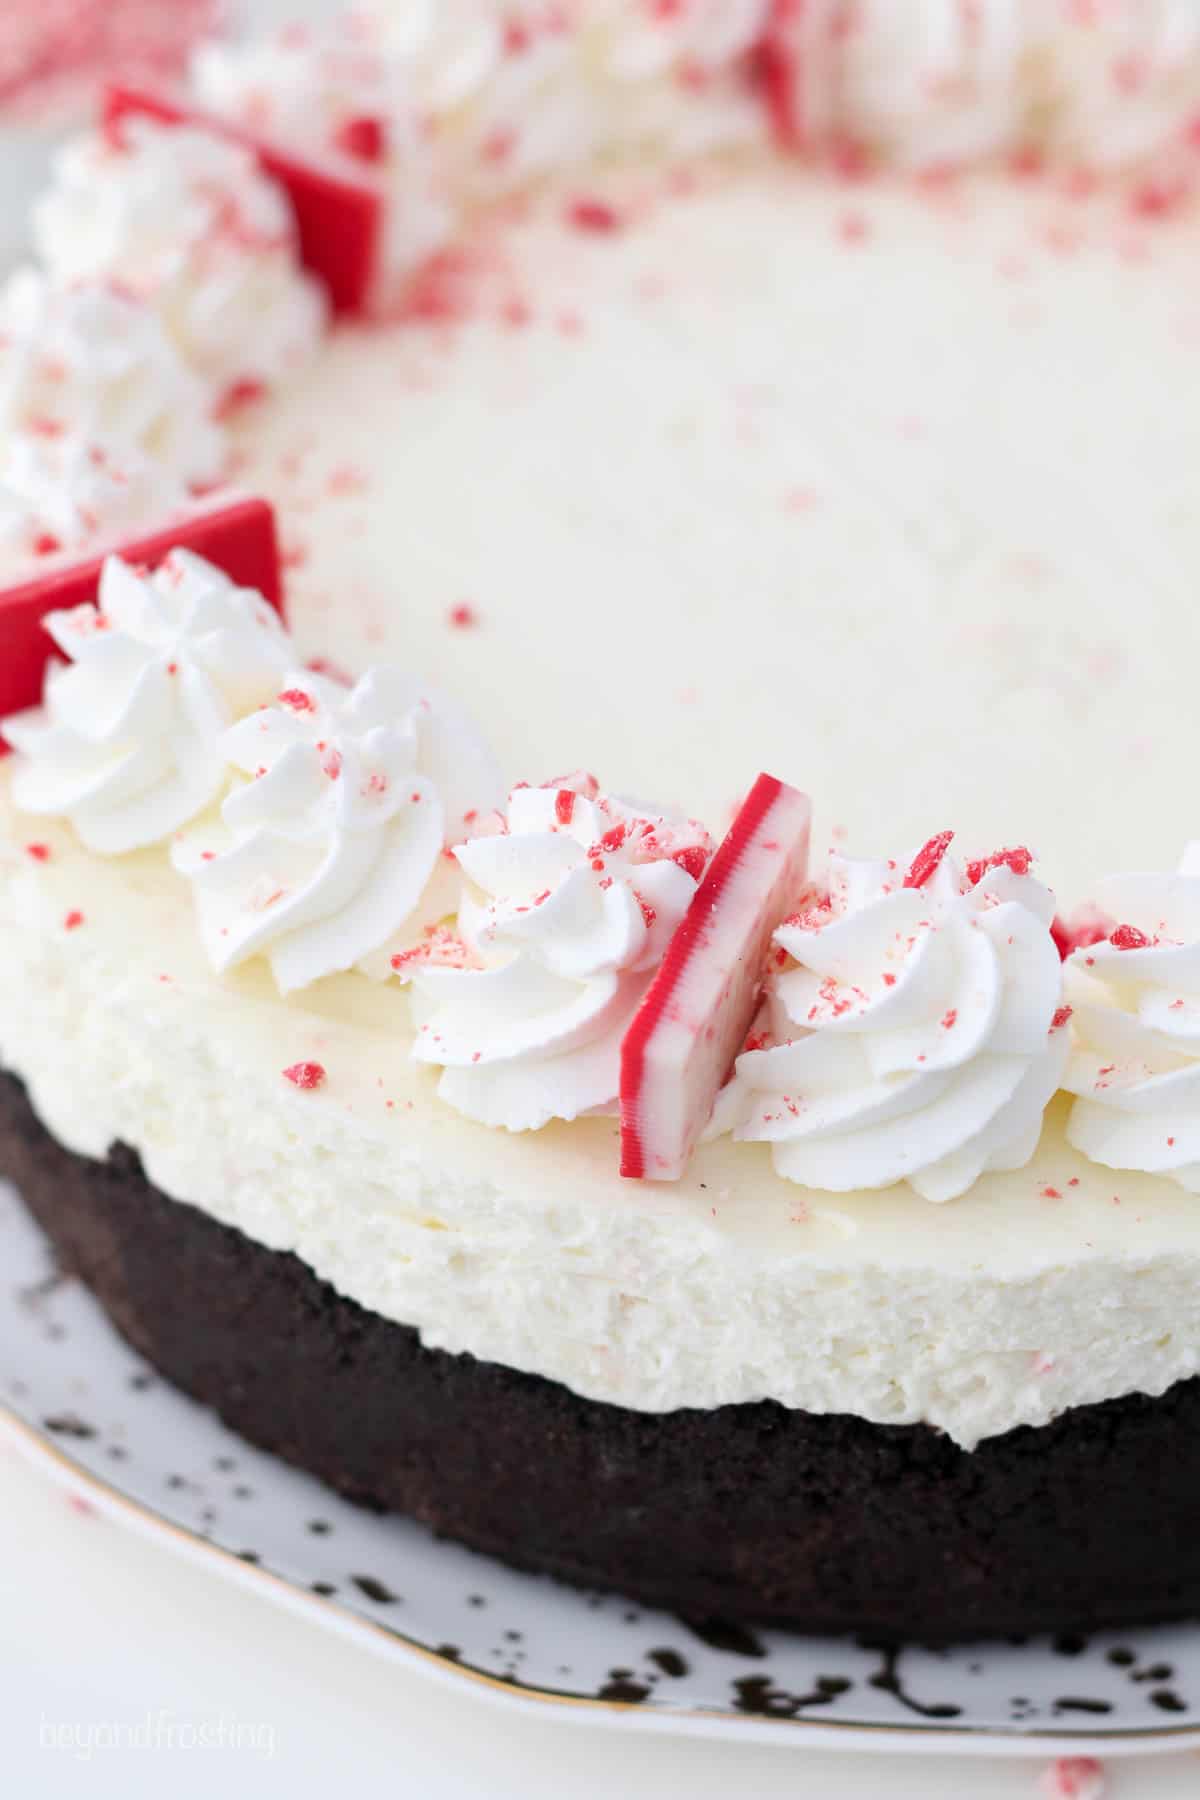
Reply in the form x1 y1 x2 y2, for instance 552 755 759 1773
2 1179 1199 1759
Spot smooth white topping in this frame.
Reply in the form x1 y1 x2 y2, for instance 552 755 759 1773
4 551 291 856
0 270 225 490
33 119 327 397
190 25 455 292
172 667 503 994
406 778 711 1129
0 431 186 572
716 845 1069 1201
1064 845 1200 1188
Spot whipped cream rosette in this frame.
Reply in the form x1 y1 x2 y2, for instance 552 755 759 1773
379 0 507 112
820 0 1033 171
33 118 327 398
587 0 770 159
0 270 225 491
1041 0 1200 170
429 8 599 203
4 550 292 856
404 777 713 1130
172 667 503 993
715 839 1070 1202
769 0 1200 171
0 431 186 573
190 22 455 289
1063 845 1200 1189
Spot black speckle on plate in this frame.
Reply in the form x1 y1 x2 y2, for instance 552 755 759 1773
596 1674 650 1704
865 1645 962 1721
350 1575 399 1605
1150 1690 1188 1713
648 1647 689 1678
679 1617 767 1659
42 1413 94 1439
731 1674 851 1718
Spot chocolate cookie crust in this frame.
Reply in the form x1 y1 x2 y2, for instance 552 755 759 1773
4 1067 1199 1640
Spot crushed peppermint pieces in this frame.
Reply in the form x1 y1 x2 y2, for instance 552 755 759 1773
282 1061 326 1091
567 196 623 234
966 845 1033 885
63 910 84 931
903 830 954 890
24 843 51 862
1038 1756 1105 1800
277 687 317 713
448 603 478 629
1051 907 1113 961
1108 923 1151 950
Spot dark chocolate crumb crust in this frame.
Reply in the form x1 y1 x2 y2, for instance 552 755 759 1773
4 1067 1200 1641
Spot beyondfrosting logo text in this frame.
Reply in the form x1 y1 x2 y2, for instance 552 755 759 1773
38 1710 276 1761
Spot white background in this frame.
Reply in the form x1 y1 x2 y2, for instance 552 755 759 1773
4 4 1200 1794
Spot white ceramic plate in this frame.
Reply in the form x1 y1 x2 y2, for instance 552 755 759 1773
2 1178 1199 1760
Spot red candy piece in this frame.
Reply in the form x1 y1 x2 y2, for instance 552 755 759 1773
0 492 281 746
103 83 385 315
620 773 812 1182
758 0 822 150
282 1061 327 1090
904 830 954 890
1051 906 1115 961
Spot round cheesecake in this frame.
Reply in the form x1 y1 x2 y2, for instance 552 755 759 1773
4 4 1200 1639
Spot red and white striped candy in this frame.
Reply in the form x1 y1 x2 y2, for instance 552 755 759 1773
620 772 811 1181
0 491 281 743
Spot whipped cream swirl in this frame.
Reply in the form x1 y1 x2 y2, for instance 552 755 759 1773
420 7 599 203
1064 845 1200 1189
172 667 503 993
779 0 1200 172
0 270 225 490
33 118 327 398
1043 0 1200 170
405 777 712 1130
5 551 291 856
0 431 186 573
589 0 770 158
191 23 455 293
822 0 1032 171
716 840 1069 1202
